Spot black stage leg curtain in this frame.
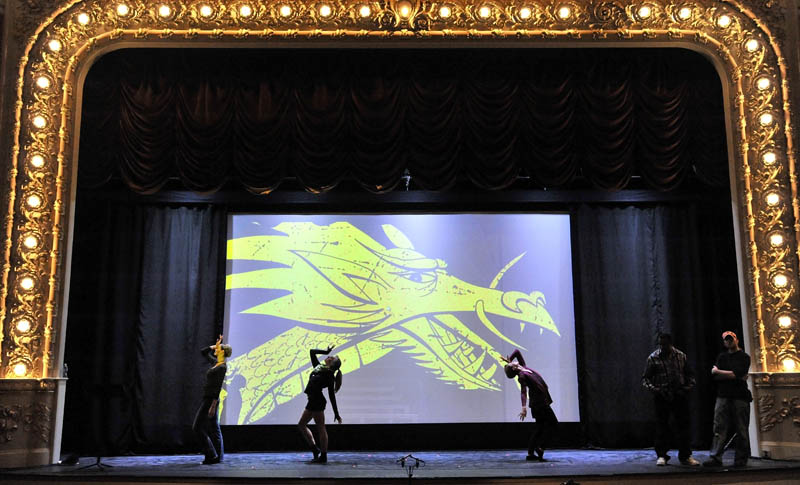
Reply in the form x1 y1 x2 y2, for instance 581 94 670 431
62 201 224 455
62 198 741 453
574 201 742 449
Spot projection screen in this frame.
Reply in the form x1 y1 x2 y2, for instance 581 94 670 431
221 214 579 424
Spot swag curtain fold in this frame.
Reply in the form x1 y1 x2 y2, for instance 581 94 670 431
78 48 727 194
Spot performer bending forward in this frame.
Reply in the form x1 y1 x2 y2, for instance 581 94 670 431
503 349 558 461
298 345 343 463
194 335 231 465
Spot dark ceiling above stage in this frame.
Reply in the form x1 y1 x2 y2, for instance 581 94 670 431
78 48 727 194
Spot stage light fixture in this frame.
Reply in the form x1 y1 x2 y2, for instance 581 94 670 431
745 39 760 52
778 315 792 328
16 319 31 332
13 363 28 377
439 6 452 17
760 112 774 126
48 39 62 52
638 5 651 18
26 194 42 208
773 274 788 288
30 154 45 168
240 4 253 17
319 4 332 16
116 3 131 16
769 233 784 247
557 5 571 19
716 14 731 28
200 5 213 16
77 13 91 25
677 6 691 19
19 276 35 291
359 5 371 17
32 115 47 129
765 192 780 206
757 77 771 90
782 358 797 371
36 76 51 89
23 235 38 249
519 7 532 19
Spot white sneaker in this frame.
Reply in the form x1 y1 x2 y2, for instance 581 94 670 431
680 456 701 466
656 457 667 466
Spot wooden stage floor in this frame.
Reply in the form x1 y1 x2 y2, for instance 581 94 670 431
2 449 799 484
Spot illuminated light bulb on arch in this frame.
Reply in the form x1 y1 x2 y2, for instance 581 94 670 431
158 5 171 17
26 194 42 208
359 5 371 17
745 39 760 52
32 116 46 129
769 233 784 247
36 76 50 89
16 319 31 333
30 154 45 168
200 5 213 17
77 13 91 25
717 14 731 28
638 5 651 18
397 2 411 17
677 6 691 19
19 277 35 291
757 77 771 90
13 363 27 377
766 192 780 206
239 5 253 17
479 6 491 18
557 6 571 19
519 7 532 19
773 273 788 288
439 6 452 18
778 315 792 328
760 112 774 126
319 4 332 16
280 5 292 16
762 151 777 165
48 39 62 52
117 3 131 16
23 235 38 249
783 358 797 371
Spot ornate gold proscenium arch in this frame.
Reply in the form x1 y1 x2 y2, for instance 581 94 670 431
0 0 799 466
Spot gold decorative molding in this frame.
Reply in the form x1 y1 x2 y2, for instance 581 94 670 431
0 0 799 378
0 402 51 445
758 392 800 436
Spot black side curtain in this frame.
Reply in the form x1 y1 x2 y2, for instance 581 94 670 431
574 202 742 448
62 201 224 455
78 48 727 194
62 198 741 453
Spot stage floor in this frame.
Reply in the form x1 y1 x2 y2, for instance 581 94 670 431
4 449 800 484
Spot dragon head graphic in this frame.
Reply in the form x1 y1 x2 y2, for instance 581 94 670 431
223 221 559 424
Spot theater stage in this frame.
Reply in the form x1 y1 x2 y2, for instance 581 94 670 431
3 449 799 484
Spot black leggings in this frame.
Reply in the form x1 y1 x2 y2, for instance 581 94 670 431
192 398 223 461
529 404 558 454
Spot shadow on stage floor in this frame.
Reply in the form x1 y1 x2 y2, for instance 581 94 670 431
3 449 799 484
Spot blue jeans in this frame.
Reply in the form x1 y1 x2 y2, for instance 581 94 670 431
709 397 750 463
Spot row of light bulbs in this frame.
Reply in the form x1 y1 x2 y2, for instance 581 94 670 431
9 2 792 378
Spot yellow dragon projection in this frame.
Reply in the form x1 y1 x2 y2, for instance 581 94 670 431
223 221 559 424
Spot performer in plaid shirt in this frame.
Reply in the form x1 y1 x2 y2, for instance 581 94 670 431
642 333 700 467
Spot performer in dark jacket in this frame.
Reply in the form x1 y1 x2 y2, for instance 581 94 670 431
298 345 342 463
193 335 231 465
502 349 558 461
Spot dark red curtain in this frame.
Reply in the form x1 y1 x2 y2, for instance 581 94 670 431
78 48 727 194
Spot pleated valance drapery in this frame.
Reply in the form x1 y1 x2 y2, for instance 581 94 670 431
78 48 727 194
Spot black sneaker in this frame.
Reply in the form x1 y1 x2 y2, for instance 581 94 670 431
202 456 220 465
310 453 327 464
733 460 748 467
702 458 722 467
525 455 540 461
